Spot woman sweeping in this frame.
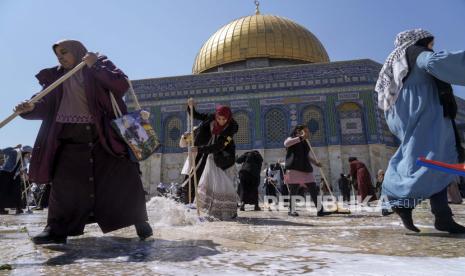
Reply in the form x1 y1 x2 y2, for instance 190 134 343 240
284 125 328 217
348 157 377 203
14 40 152 244
187 99 238 220
376 29 465 233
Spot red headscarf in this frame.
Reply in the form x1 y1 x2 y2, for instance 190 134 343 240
212 105 232 135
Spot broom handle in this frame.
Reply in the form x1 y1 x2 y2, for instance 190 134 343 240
305 139 336 198
189 102 200 215
186 113 192 204
0 61 86 129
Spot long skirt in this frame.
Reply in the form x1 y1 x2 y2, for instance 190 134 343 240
356 169 377 202
237 171 260 205
48 125 148 236
197 154 238 220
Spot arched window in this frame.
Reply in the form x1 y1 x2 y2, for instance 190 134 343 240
301 106 326 145
164 116 183 150
337 102 366 144
265 108 287 147
234 111 251 145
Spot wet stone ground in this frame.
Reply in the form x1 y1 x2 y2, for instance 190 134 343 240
1 198 465 275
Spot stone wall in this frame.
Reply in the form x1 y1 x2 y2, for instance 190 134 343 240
140 144 397 196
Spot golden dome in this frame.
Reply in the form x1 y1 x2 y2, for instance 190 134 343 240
192 14 329 74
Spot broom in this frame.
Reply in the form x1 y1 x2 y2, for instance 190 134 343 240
416 157 465 177
188 99 201 216
18 151 33 214
305 139 351 214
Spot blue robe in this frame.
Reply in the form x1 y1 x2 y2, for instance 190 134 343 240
383 50 465 207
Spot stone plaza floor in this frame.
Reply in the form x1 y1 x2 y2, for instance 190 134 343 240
1 197 465 275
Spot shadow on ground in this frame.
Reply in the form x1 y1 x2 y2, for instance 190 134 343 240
236 217 314 227
39 237 221 265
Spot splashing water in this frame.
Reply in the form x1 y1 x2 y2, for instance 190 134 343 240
146 196 203 226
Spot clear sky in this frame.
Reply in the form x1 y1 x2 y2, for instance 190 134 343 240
1 0 464 148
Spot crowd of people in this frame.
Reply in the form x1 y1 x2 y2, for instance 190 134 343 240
3 27 465 245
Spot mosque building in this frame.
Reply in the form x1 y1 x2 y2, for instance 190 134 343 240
128 3 465 194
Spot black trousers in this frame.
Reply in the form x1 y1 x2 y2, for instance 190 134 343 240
340 187 351 202
288 182 321 212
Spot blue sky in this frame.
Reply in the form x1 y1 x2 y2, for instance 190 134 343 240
1 0 464 148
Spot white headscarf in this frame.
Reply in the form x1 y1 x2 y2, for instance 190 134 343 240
375 29 433 111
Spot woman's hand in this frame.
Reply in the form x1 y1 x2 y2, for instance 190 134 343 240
83 52 98 68
190 146 198 153
299 130 309 140
315 161 322 167
14 101 35 114
182 133 193 143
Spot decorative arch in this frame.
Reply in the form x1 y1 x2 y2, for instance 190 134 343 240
233 111 251 146
337 102 367 144
264 108 287 147
163 116 183 151
301 105 326 145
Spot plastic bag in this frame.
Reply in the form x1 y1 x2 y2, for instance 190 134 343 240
197 154 238 220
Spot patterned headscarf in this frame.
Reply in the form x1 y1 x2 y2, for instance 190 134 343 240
212 105 232 135
375 29 433 111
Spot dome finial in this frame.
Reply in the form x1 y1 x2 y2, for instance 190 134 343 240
254 0 260 15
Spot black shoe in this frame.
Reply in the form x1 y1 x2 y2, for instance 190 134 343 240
392 207 420 232
317 210 332 217
381 209 393 216
239 205 245 211
434 216 465 234
15 209 24 215
135 221 153 241
0 209 8 215
288 211 299 217
254 205 261 211
32 228 67 245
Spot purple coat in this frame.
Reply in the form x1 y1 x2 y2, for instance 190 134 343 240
21 56 130 184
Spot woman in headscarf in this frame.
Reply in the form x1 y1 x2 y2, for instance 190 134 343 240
0 145 25 215
236 150 263 211
14 40 152 244
376 29 465 233
186 98 238 220
284 125 328 217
